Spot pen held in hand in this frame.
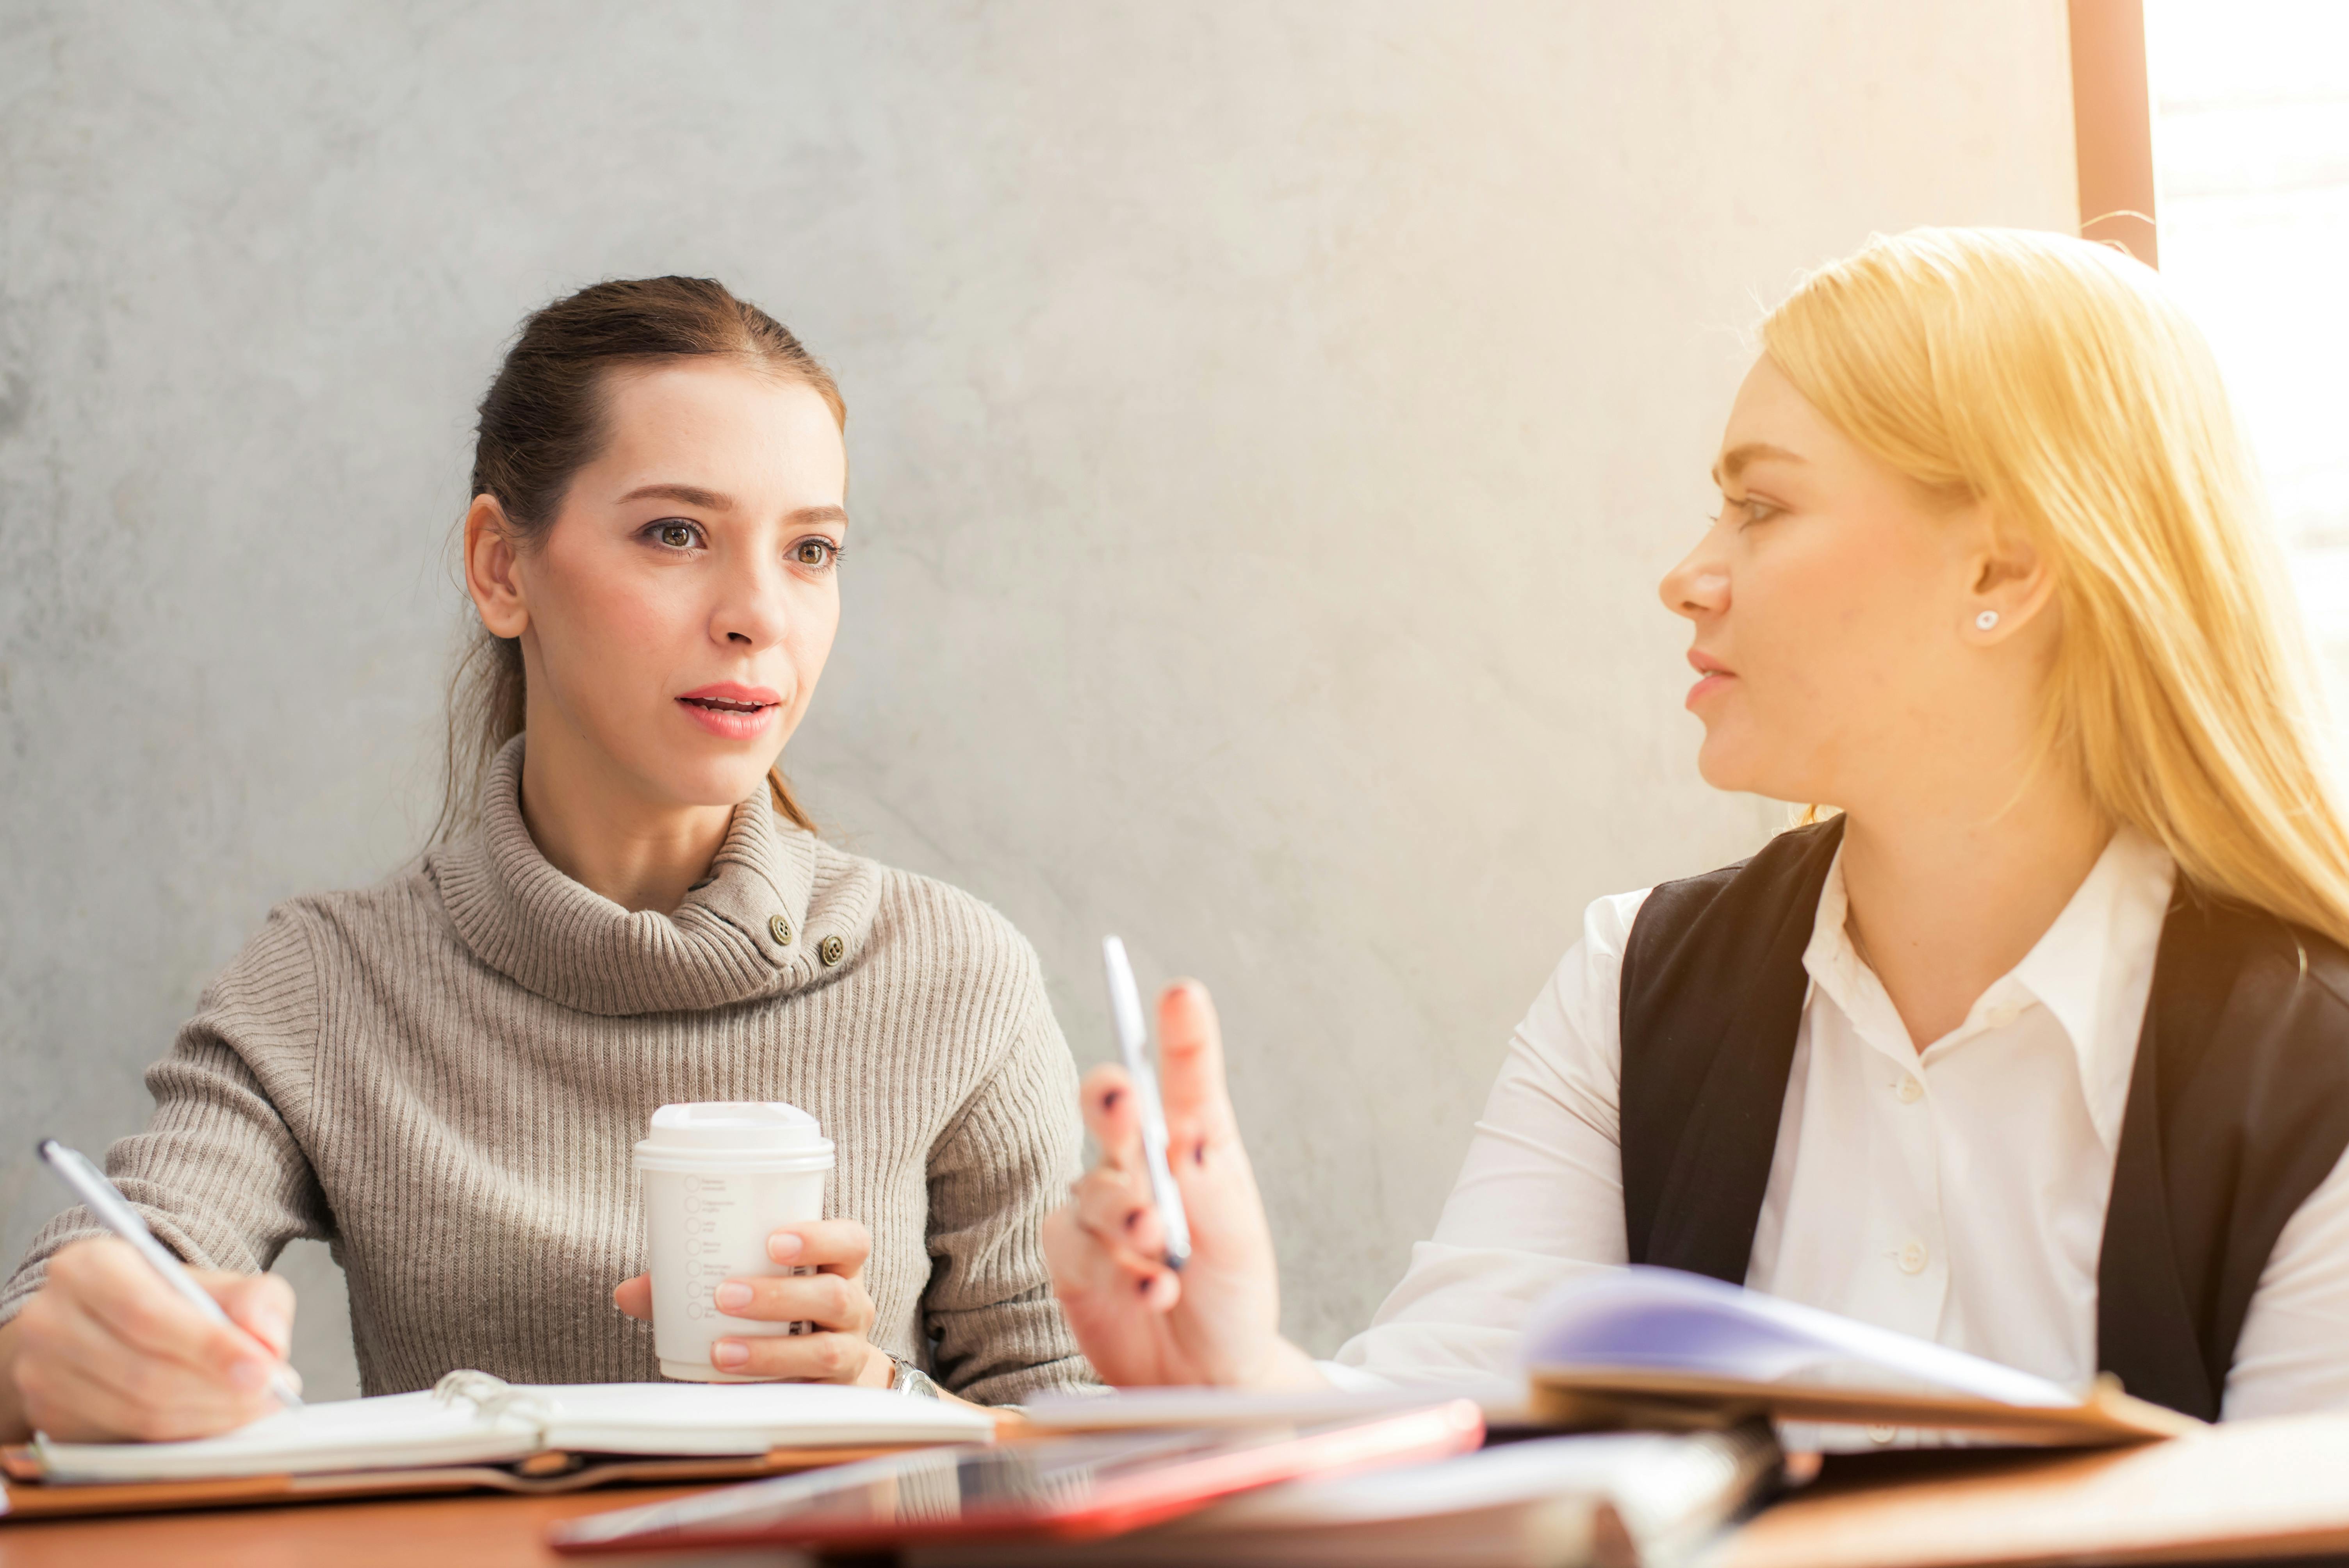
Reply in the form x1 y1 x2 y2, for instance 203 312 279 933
35 1139 305 1413
1100 936 1193 1272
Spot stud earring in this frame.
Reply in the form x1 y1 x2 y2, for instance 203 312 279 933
1975 610 2000 631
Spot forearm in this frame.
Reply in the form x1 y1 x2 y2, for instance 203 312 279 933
1252 1334 1335 1391
927 1014 1093 1400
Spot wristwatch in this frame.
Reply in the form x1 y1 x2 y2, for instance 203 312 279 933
886 1353 942 1399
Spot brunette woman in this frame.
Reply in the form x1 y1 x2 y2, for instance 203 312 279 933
1 278 1088 1441
1048 228 2349 1426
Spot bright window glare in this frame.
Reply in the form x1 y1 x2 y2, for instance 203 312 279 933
2145 2 2349 700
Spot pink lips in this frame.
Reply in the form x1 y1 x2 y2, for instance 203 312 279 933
677 682 784 740
1685 651 1734 709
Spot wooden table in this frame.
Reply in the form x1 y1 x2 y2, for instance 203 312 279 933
1714 1416 2349 1568
16 1414 2349 1568
0 1486 716 1568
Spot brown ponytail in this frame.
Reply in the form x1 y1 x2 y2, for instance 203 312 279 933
435 276 843 843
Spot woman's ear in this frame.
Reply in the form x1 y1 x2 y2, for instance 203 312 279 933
1962 510 2056 643
464 494 529 639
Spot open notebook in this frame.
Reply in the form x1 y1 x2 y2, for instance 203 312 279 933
0 1370 993 1519
1523 1267 2198 1445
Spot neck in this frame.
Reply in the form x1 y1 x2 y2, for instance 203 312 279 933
1836 760 2111 1052
514 718 739 916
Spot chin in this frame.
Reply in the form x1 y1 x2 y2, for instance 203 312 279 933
1694 736 1829 812
1691 728 1741 793
1691 728 1775 799
642 751 781 812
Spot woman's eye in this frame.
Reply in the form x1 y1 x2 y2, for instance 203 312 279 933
652 520 699 549
1735 497 1780 527
793 538 839 568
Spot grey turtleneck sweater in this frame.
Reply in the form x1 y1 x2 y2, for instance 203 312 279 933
0 741 1091 1404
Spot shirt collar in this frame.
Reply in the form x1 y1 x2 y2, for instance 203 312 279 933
2007 826 2175 1150
1803 824 2176 1152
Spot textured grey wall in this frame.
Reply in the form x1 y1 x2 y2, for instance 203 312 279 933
0 3 2076 1400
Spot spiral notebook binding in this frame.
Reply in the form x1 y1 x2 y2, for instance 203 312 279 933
432 1369 556 1437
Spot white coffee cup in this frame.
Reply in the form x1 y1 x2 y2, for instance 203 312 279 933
634 1101 836 1383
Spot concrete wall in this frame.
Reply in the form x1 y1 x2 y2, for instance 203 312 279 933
0 2 2078 1399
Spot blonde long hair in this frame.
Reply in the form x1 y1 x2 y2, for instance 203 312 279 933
1762 226 2349 949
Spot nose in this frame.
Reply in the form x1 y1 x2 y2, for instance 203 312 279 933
711 552 790 650
1659 527 1731 622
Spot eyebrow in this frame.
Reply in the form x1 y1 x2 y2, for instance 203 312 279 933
1711 442 1807 487
617 484 848 529
618 483 735 509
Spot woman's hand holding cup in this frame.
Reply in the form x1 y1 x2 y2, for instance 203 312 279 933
613 1219 888 1386
1043 980 1326 1389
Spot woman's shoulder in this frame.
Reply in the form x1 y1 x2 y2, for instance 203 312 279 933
176 866 447 1044
809 840 1046 994
1575 885 1656 956
1521 887 1654 1024
264 862 450 955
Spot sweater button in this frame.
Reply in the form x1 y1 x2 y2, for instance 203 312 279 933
819 934 846 967
769 914 794 946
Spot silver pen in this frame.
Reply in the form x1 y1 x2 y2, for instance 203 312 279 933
1100 937 1193 1271
36 1139 304 1413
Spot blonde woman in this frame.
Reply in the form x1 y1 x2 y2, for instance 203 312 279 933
1046 228 2349 1424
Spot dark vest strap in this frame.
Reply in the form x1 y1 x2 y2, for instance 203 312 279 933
2101 893 2349 1417
1619 828 2349 1420
1617 817 1844 1279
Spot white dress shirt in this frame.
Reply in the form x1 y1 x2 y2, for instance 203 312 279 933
1328 829 2349 1422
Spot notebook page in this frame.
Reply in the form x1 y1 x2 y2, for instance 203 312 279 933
1521 1267 2078 1407
1025 1386 1531 1430
32 1390 535 1483
530 1381 994 1453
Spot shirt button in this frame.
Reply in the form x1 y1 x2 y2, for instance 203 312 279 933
1896 1075 1923 1103
768 914 794 946
1868 1424 1898 1445
1898 1240 1928 1275
819 934 847 967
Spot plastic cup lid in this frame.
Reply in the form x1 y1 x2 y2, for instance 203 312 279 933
636 1101 834 1157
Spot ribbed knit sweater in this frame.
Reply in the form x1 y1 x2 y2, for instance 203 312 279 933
0 741 1091 1404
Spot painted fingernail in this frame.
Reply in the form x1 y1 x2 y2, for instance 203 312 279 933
768 1232 803 1262
713 1340 749 1369
715 1282 751 1311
